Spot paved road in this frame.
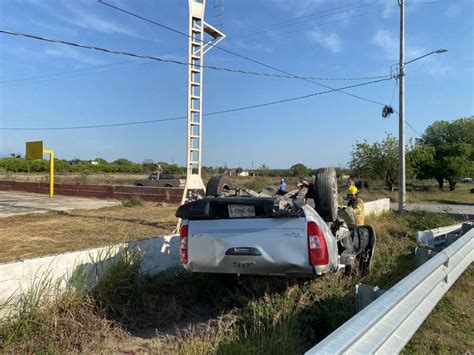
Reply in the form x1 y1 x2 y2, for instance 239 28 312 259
0 191 120 218
390 202 474 218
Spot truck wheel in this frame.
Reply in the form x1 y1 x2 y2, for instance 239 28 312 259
314 168 338 222
136 183 143 187
206 176 232 196
165 184 173 187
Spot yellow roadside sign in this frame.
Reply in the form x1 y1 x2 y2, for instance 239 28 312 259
26 141 44 160
25 141 55 198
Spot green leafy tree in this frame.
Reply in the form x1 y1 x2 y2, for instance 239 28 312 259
411 117 473 190
289 163 309 177
142 159 156 172
113 158 133 165
350 133 399 191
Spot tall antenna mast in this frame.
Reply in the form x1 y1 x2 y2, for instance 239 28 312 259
181 0 225 204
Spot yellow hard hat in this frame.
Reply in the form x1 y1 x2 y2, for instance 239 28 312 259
347 185 358 195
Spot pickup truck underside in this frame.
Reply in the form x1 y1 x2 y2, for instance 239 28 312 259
176 169 376 277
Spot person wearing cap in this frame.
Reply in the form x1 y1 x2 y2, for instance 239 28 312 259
277 178 287 195
346 185 365 225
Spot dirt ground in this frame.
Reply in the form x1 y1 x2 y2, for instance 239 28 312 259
0 191 120 218
0 202 178 263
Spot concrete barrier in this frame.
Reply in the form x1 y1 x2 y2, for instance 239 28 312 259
0 235 180 314
365 198 391 216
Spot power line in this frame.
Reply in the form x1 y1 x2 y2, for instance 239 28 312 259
386 105 422 136
227 2 377 41
1 77 390 131
0 29 391 82
0 48 187 87
227 1 440 42
97 1 390 106
405 120 422 136
227 6 399 46
97 0 392 82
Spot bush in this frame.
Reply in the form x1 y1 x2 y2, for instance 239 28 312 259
121 197 143 207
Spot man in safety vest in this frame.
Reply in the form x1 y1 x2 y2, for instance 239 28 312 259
346 185 365 225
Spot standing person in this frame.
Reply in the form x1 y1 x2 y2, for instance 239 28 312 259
345 175 355 190
346 185 365 225
277 179 287 195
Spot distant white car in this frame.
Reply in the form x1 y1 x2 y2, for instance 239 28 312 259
176 168 376 277
462 178 472 184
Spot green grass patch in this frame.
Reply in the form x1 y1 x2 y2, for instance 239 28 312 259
121 197 143 207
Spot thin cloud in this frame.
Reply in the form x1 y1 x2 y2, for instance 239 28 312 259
272 0 331 17
60 2 140 38
45 47 109 66
307 30 342 54
20 0 142 39
372 29 424 61
372 29 450 76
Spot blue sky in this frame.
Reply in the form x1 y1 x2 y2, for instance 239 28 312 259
0 0 472 169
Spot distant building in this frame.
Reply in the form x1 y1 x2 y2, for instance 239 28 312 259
68 159 99 166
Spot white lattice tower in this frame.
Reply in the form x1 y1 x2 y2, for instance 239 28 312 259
181 0 225 205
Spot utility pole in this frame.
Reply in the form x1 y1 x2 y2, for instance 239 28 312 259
398 0 406 214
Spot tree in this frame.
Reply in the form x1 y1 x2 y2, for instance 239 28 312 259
142 159 156 172
350 133 399 191
411 117 473 190
113 158 133 165
289 163 309 177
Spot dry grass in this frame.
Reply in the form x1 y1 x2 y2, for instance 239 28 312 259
356 182 474 204
404 266 474 354
1 211 470 354
0 202 178 263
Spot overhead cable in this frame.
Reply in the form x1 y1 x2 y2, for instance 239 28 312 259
98 0 437 106
0 29 391 82
1 77 390 131
96 0 393 95
226 1 439 41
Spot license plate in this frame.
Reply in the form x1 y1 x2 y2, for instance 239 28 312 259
228 205 255 218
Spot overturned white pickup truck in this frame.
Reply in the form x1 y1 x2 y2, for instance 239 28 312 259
176 168 375 277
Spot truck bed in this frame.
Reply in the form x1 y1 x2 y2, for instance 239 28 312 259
186 217 313 275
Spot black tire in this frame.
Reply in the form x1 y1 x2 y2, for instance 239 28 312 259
314 168 338 222
165 184 173 187
206 175 232 196
136 183 144 187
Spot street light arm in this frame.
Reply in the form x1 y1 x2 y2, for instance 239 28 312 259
404 48 448 65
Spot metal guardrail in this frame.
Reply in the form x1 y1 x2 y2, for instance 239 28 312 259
306 223 473 355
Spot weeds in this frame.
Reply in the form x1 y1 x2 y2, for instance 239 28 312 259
122 197 144 207
0 278 116 353
0 212 466 354
403 210 460 231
